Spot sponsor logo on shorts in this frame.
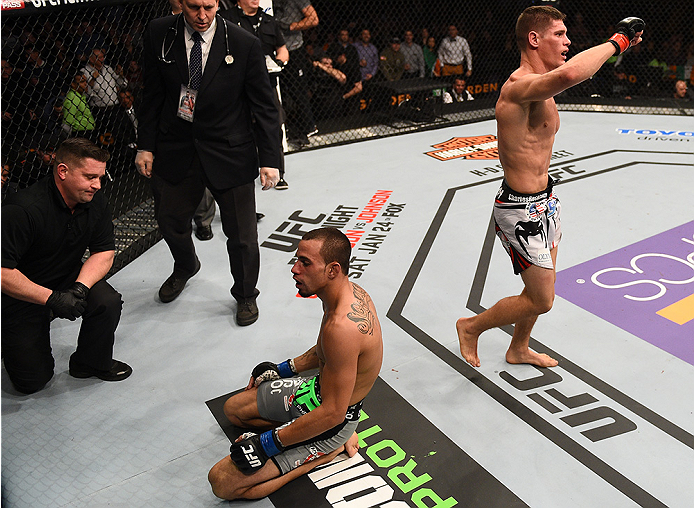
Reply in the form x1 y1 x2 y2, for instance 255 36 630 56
299 446 325 468
538 250 552 264
425 135 499 161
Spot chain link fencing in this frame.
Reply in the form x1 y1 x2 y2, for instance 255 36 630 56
3 0 693 273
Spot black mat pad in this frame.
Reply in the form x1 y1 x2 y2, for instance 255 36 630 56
207 377 527 507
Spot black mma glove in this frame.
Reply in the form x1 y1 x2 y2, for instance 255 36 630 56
69 282 90 301
46 282 89 321
251 359 297 387
608 17 645 55
230 430 285 475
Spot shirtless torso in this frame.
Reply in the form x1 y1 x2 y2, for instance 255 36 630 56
456 8 643 369
496 72 560 194
315 281 383 407
210 230 384 501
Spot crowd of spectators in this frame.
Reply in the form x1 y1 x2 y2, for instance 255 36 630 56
285 16 693 124
2 5 692 197
2 13 147 196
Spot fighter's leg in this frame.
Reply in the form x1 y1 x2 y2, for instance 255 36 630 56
215 432 360 500
223 388 281 430
457 247 557 367
456 316 483 368
208 452 282 500
505 312 557 367
506 247 558 367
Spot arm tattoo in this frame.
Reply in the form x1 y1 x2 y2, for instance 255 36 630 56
348 283 375 335
298 347 316 364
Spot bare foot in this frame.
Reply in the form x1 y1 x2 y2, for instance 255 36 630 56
456 317 481 367
344 432 360 457
506 348 558 367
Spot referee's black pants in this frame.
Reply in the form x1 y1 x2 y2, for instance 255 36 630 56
151 154 260 302
1 280 122 394
281 50 316 137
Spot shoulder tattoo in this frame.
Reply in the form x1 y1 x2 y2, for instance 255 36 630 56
347 283 375 335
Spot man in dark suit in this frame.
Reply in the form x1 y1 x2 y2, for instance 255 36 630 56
104 89 139 176
135 0 281 326
114 90 138 147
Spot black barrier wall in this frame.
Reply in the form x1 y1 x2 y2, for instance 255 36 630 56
2 0 693 272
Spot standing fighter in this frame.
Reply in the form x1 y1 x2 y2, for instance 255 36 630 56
208 228 383 500
456 6 643 367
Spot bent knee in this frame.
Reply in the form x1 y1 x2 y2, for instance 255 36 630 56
14 378 50 394
9 366 54 394
223 398 244 425
533 294 554 315
223 390 258 425
208 462 236 500
85 282 123 317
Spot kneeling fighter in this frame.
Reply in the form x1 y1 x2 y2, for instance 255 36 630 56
208 227 384 500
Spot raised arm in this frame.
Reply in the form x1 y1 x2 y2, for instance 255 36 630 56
509 18 643 104
509 43 616 103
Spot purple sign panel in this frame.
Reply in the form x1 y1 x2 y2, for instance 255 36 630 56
556 221 694 365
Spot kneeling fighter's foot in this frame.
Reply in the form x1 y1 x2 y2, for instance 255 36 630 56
344 432 360 458
506 348 558 368
456 317 481 367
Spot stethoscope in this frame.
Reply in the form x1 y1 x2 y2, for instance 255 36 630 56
159 14 234 66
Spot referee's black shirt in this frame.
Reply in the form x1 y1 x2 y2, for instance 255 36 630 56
1 174 115 304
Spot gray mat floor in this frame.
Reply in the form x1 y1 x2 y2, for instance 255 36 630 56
2 112 693 507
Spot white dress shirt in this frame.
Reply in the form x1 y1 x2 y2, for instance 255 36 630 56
183 17 217 75
437 35 473 72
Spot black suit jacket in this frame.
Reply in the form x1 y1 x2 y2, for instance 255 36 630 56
139 14 281 189
111 107 138 147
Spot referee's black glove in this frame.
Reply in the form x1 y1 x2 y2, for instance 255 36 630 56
46 282 89 320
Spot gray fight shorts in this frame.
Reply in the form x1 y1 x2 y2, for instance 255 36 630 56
257 375 362 475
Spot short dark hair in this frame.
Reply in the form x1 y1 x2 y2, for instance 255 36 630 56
54 137 110 171
515 5 566 51
302 227 351 275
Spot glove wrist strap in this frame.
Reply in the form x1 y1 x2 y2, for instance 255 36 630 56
277 360 296 378
260 430 284 457
608 33 630 55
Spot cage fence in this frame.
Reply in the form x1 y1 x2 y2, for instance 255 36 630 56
2 0 692 273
